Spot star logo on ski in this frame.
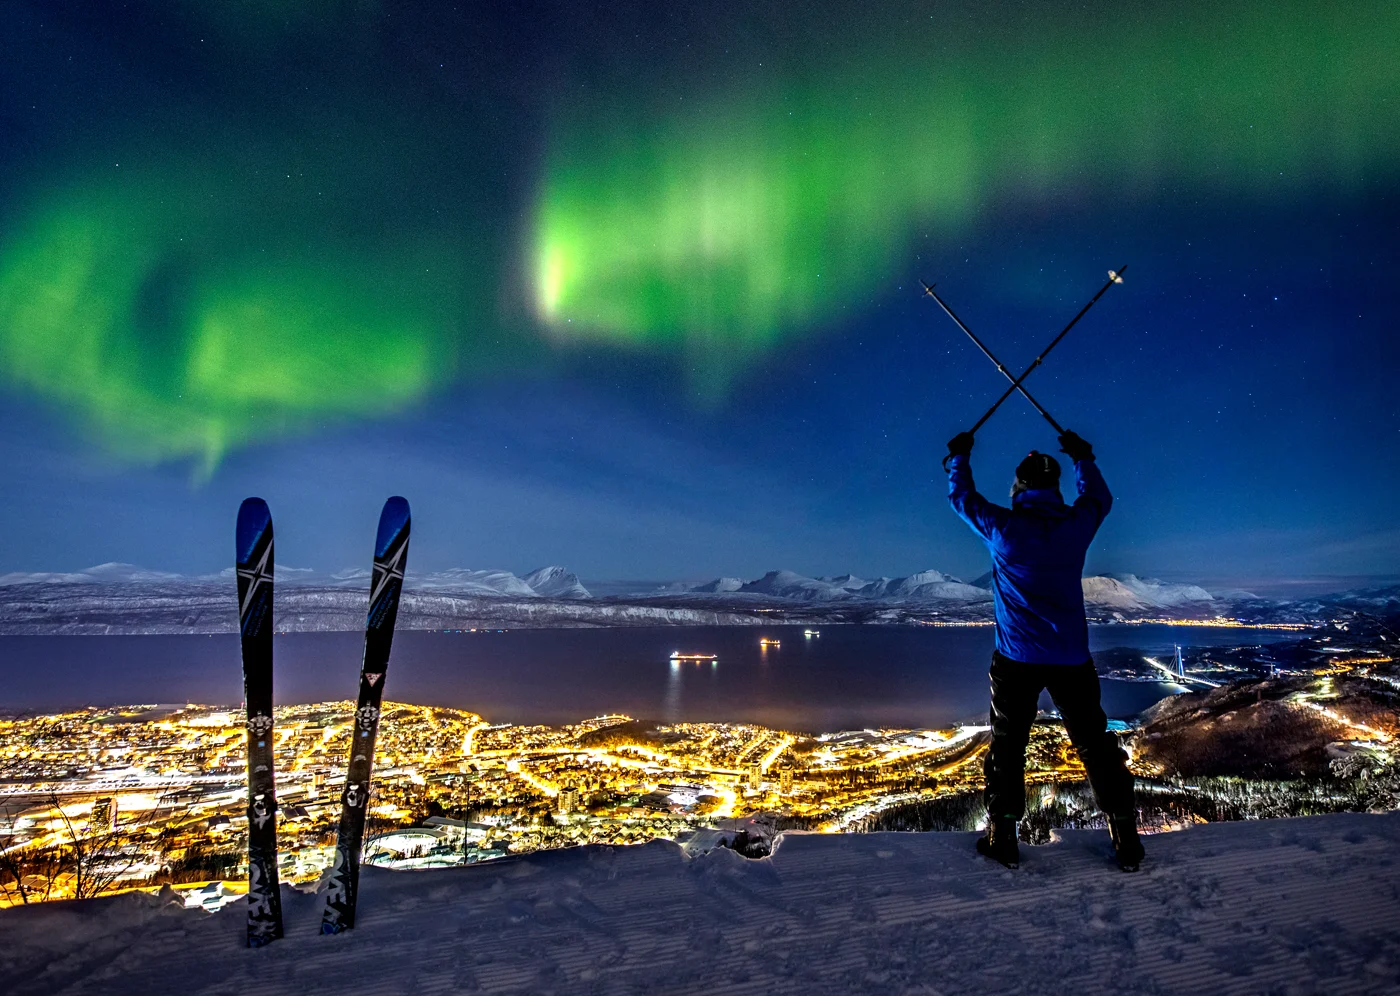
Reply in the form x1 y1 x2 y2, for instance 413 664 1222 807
369 540 407 608
236 539 274 620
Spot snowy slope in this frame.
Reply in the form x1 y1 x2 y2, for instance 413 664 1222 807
2 813 1397 995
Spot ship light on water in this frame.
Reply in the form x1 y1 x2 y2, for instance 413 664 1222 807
759 638 781 648
669 651 718 662
804 629 820 639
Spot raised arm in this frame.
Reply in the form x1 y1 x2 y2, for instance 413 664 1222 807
946 433 1010 542
1060 431 1112 525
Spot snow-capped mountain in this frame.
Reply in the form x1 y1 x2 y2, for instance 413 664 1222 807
520 566 591 599
411 568 541 596
683 569 1226 613
738 570 857 601
1081 574 1216 613
0 563 186 585
857 570 989 602
1269 584 1400 619
691 577 745 593
682 568 990 604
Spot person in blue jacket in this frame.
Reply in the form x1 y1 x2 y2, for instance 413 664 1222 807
945 428 1143 871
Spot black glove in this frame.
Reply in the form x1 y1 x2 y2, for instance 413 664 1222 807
946 431 975 458
1058 430 1094 463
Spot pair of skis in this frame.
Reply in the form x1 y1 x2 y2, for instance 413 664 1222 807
235 496 411 947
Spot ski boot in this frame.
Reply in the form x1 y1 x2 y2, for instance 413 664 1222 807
976 816 1020 869
1109 816 1145 872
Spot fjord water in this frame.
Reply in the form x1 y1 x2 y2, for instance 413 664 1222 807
1 625 1297 730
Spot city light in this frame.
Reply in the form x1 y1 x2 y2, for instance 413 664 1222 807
0 701 1008 901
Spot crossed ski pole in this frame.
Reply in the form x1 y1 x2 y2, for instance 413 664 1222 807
922 265 1127 437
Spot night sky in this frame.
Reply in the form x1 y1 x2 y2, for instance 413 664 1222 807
1 1 1396 587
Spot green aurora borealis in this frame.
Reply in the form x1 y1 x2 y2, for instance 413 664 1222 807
534 2 1398 361
0 171 464 470
1 1 1397 466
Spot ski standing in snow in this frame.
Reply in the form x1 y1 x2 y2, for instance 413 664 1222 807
235 497 284 946
322 497 412 934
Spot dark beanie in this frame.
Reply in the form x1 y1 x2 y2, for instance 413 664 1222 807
1015 451 1061 491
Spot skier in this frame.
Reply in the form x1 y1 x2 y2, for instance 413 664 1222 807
944 429 1144 871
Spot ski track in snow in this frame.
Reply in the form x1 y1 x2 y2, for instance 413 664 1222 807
2 813 1398 995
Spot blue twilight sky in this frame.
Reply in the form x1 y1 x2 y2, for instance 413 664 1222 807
0 1 1396 589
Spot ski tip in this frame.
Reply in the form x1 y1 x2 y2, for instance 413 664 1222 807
236 498 272 563
375 496 411 557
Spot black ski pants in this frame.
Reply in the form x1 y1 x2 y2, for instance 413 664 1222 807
984 650 1135 821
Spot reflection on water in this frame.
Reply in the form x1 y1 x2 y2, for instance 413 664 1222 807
664 659 681 721
665 656 723 723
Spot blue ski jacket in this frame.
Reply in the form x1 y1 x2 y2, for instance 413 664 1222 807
947 453 1112 665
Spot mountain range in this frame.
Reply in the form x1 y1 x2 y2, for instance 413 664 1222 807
0 563 1394 635
666 568 1219 613
0 562 593 599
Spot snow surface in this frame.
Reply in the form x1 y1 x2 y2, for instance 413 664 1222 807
3 813 1398 995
